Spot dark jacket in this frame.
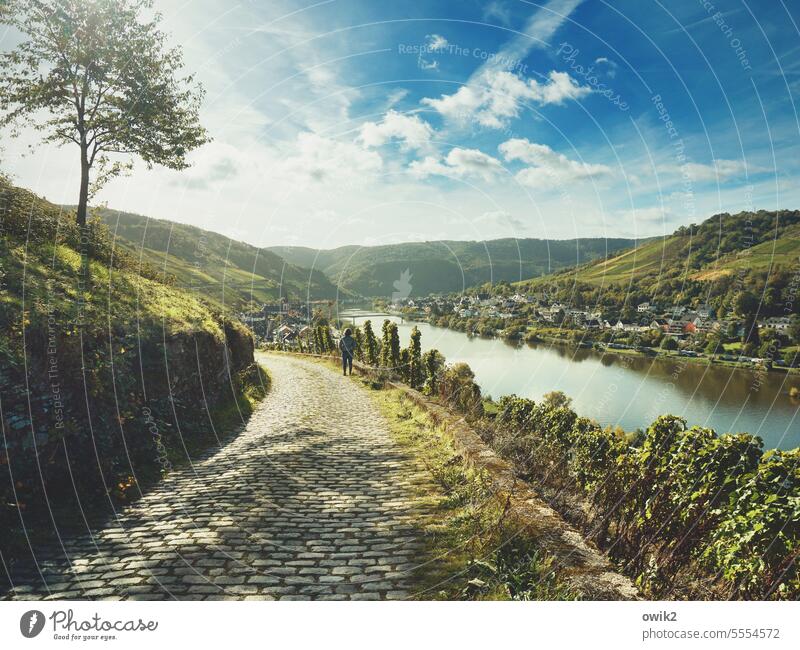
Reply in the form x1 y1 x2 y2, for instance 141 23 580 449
339 334 356 356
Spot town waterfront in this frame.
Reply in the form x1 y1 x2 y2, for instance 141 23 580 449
341 309 800 450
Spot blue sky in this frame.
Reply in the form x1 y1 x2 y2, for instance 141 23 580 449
2 0 799 248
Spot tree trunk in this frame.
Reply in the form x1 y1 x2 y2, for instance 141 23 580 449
77 147 90 228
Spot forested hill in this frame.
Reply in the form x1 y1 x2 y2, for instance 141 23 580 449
519 209 800 317
92 208 339 309
267 237 638 298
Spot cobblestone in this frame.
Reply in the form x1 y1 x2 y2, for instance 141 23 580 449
2 354 431 601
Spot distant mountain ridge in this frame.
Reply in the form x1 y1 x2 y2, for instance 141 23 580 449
268 237 640 298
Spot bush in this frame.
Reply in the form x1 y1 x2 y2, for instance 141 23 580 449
661 337 679 351
542 390 572 410
439 363 484 418
422 349 445 395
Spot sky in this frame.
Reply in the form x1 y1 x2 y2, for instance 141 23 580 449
1 0 799 249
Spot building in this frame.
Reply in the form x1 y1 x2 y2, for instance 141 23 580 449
276 324 297 342
697 304 713 319
763 316 794 332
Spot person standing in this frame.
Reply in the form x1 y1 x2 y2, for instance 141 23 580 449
339 328 356 375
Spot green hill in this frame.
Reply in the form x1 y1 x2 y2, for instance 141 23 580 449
1 180 264 563
268 237 638 298
92 207 339 310
546 212 799 288
517 209 800 318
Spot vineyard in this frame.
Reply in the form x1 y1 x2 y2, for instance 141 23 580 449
489 399 798 599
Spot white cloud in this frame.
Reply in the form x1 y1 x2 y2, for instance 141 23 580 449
492 0 585 67
417 34 449 70
426 34 449 51
176 153 238 190
409 147 504 182
594 56 618 78
474 210 526 230
419 0 586 129
499 138 611 188
482 1 512 26
422 70 591 128
686 159 749 181
277 132 383 186
385 88 409 108
358 110 434 151
616 206 672 224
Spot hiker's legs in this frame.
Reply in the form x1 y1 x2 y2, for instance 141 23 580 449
347 355 353 374
342 354 347 375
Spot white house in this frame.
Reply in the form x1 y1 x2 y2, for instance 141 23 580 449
637 302 651 313
763 316 793 332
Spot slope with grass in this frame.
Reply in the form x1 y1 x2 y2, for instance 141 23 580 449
1 180 267 570
268 237 638 298
523 210 800 290
92 207 339 310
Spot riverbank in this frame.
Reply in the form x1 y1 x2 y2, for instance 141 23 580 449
398 312 800 377
341 309 800 450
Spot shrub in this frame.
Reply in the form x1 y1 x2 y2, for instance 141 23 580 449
422 349 445 395
542 390 572 410
439 363 483 418
362 320 380 366
661 337 679 351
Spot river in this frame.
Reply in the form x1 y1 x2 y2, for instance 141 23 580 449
340 309 800 450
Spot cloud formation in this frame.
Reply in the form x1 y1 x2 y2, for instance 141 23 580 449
358 110 434 151
279 132 383 186
658 158 768 183
499 138 611 188
474 209 526 230
409 147 504 181
594 56 618 78
422 70 591 128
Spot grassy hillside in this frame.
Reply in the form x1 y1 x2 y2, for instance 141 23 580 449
269 237 638 297
511 209 800 324
1 180 265 566
693 222 800 280
526 210 800 289
92 207 339 309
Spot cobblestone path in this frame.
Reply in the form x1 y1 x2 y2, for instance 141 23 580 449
3 354 433 600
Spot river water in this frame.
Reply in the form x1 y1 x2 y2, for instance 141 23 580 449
340 310 800 450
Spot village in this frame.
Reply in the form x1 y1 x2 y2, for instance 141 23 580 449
421 292 793 338
403 291 798 367
236 291 798 369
